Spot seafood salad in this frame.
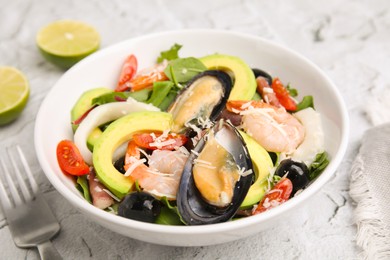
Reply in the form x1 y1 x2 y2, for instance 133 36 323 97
56 44 329 225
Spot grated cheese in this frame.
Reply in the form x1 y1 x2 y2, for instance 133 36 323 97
124 158 146 177
149 138 176 149
148 189 176 199
194 163 217 170
240 101 254 110
194 159 212 165
137 148 150 160
145 168 175 177
150 132 157 140
191 149 200 156
102 189 121 202
177 146 190 156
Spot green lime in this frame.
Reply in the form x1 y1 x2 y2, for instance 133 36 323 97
36 20 100 69
0 67 30 126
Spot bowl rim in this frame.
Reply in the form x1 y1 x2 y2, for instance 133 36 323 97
34 28 349 235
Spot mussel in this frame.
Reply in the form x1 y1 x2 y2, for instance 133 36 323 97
252 68 273 85
168 70 232 133
177 120 254 225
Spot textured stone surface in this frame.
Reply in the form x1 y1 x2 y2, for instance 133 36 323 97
1 0 389 259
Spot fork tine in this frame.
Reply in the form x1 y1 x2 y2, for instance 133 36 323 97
16 146 39 194
0 158 12 209
8 147 33 202
0 157 22 207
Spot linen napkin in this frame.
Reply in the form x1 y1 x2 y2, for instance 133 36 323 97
350 123 390 259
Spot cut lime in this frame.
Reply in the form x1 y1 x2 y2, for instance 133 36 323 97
0 67 30 126
36 20 100 69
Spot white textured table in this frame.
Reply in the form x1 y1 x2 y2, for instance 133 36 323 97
1 0 389 259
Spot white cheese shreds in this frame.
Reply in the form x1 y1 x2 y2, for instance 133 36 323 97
195 163 217 170
191 150 200 156
161 129 170 139
231 108 241 114
124 158 147 177
145 168 175 177
194 159 212 165
197 117 214 129
220 191 229 205
177 146 190 156
148 189 176 199
137 148 151 160
263 87 274 94
263 198 271 208
102 189 121 202
149 139 176 148
240 169 253 177
185 122 203 139
240 101 254 110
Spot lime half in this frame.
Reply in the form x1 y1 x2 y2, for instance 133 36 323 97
0 67 30 126
36 20 100 69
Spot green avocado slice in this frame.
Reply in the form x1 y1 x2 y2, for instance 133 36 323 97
71 87 112 131
200 54 256 101
93 111 173 199
239 131 273 209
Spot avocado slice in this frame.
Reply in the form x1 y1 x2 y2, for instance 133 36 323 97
239 131 273 209
200 54 256 101
93 111 173 199
71 87 113 131
86 127 103 151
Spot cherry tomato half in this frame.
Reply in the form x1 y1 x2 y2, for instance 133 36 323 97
115 54 138 92
253 178 293 215
132 132 188 150
271 78 297 111
56 140 89 176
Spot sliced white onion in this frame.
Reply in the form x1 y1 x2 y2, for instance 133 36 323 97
291 107 325 165
74 97 160 165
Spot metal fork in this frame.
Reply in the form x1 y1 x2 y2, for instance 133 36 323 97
0 146 62 260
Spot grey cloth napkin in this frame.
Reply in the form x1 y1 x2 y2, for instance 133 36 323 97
350 123 390 259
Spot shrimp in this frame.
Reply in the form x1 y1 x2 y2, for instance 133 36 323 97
227 100 305 154
124 140 189 199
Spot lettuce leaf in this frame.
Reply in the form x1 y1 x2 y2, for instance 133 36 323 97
157 43 182 63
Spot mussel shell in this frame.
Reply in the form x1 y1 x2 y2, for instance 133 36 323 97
252 68 273 86
177 120 254 225
168 70 232 132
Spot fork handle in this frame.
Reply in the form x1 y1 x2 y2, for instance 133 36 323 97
37 240 62 260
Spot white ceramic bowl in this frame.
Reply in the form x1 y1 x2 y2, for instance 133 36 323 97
35 29 349 246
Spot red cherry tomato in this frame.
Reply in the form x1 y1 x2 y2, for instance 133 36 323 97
132 132 188 150
56 140 89 176
271 78 297 111
115 54 138 92
253 178 293 215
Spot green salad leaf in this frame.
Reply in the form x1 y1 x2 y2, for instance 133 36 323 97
155 197 185 225
164 57 207 84
91 88 152 105
296 95 314 111
308 152 330 180
286 83 298 97
157 43 182 63
76 175 92 203
147 81 174 108
158 90 178 111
